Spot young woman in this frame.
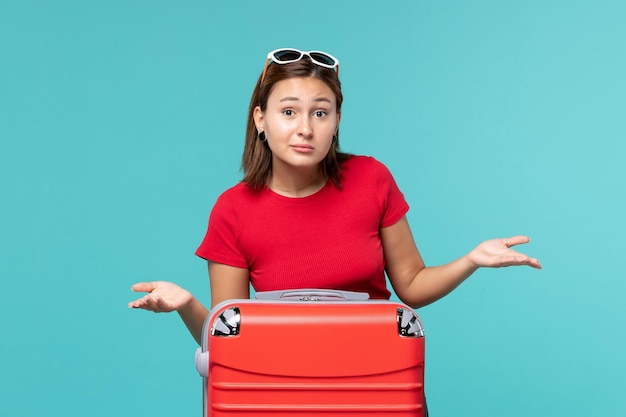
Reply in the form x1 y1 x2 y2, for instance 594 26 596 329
129 48 541 345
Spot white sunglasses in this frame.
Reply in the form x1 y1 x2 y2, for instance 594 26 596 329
261 48 340 82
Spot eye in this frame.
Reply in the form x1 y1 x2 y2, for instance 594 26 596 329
283 109 295 116
314 110 328 118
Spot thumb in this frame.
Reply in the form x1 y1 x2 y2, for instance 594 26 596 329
131 281 157 293
502 235 531 247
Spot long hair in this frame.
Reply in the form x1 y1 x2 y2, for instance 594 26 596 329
241 56 351 190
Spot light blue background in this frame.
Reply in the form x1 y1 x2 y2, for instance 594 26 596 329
1 1 625 416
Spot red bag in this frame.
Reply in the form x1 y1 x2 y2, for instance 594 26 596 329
196 289 426 416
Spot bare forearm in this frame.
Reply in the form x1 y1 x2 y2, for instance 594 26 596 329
177 297 209 345
398 254 478 309
382 219 541 308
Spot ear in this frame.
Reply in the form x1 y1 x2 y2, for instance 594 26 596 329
253 106 264 131
335 111 341 133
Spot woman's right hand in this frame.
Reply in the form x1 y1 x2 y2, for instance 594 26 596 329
128 281 194 313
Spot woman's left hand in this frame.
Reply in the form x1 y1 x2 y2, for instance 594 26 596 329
467 236 542 269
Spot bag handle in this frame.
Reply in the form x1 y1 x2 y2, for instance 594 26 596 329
254 289 370 302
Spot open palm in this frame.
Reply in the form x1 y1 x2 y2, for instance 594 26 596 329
128 281 193 312
468 236 542 269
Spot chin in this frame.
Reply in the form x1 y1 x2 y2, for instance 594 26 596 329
275 155 326 170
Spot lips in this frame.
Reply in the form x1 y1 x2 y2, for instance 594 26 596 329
290 144 314 152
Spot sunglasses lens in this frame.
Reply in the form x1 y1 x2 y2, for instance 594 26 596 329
273 49 302 63
309 52 337 67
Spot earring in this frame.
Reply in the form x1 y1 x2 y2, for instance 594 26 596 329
258 131 267 142
332 135 338 144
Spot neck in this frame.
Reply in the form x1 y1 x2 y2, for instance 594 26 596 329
268 165 327 198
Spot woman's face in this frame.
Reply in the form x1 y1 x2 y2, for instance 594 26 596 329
254 76 340 173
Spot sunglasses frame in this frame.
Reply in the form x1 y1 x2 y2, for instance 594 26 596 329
260 48 340 83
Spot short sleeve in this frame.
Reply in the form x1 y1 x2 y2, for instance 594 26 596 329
195 193 249 268
373 159 410 228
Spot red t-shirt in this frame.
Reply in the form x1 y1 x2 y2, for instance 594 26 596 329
195 155 409 299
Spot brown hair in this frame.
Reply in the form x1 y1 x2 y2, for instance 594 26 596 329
241 56 351 190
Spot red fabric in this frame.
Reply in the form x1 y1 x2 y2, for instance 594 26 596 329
195 155 409 299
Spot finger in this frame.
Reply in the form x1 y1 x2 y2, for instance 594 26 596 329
128 297 149 309
131 282 157 293
500 254 541 269
502 236 531 248
140 293 160 310
143 294 175 313
129 294 161 312
128 293 149 307
528 257 542 269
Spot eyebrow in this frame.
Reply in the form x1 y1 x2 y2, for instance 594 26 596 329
279 96 333 103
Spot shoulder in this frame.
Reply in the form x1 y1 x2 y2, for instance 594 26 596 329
216 182 260 202
341 155 394 178
210 182 262 217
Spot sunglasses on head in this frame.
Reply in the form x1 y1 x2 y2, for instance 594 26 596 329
261 48 340 83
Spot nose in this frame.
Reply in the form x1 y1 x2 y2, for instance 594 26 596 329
298 116 313 139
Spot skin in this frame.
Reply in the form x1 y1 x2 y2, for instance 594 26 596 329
129 76 541 345
255 76 340 196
